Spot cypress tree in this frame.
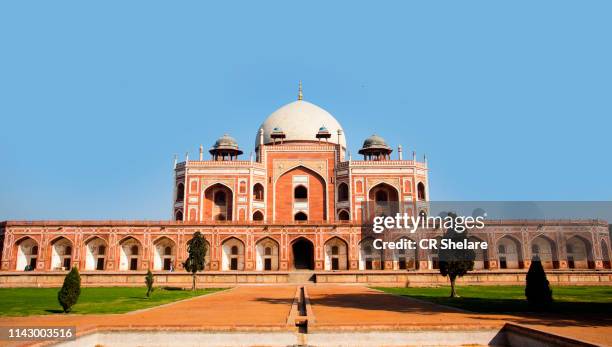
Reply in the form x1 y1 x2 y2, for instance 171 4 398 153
438 214 475 298
184 231 207 290
57 267 81 313
525 256 553 309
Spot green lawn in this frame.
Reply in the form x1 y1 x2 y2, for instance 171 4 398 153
0 287 225 316
375 286 612 314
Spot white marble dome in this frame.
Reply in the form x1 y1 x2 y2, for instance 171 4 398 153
256 100 346 149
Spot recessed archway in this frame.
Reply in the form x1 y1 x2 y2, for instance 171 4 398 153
368 182 399 218
153 237 176 271
15 237 38 271
50 237 73 271
119 237 142 271
497 235 524 269
85 237 107 271
566 236 592 269
275 165 327 222
256 237 279 271
291 237 314 270
203 183 233 221
359 237 383 270
221 237 244 271
394 236 417 270
531 235 558 269
324 237 348 270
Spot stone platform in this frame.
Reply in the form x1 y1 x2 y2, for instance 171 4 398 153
1 269 611 288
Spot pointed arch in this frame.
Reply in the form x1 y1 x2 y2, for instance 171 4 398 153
497 235 524 269
119 236 142 271
153 237 176 271
324 236 348 270
530 234 558 269
85 236 107 271
290 237 315 270
203 182 234 221
255 237 279 271
565 235 593 269
15 237 38 271
274 165 327 222
49 237 73 271
221 237 245 270
393 236 418 270
359 237 383 270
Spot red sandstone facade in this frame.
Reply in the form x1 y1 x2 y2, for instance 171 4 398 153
1 93 611 276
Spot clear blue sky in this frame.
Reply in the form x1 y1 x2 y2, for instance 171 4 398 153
1 1 610 220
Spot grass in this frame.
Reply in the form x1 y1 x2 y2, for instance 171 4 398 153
374 285 612 314
0 286 225 316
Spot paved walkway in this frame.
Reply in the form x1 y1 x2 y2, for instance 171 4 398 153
0 285 610 346
307 285 611 346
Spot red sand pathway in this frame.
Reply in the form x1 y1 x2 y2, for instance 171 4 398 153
0 285 610 346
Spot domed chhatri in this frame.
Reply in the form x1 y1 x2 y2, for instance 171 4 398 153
256 83 346 149
210 134 243 161
358 134 393 160
316 125 331 141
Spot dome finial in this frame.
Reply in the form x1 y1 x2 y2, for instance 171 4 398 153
298 81 303 101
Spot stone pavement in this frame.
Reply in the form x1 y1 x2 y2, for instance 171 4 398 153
0 285 610 346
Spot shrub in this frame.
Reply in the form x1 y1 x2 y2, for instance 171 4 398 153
145 269 154 298
525 257 553 309
57 267 81 313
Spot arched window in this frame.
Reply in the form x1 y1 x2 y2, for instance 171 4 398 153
338 183 349 202
231 245 238 255
532 244 540 254
98 245 106 255
294 185 308 199
175 210 183 221
417 182 426 200
253 183 264 201
164 246 172 255
332 246 339 255
32 246 38 255
214 191 226 205
338 210 350 221
176 183 185 202
498 245 506 254
65 246 72 256
265 247 272 256
253 211 264 221
294 212 308 221
131 245 139 255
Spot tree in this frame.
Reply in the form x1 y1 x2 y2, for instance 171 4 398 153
145 269 154 298
184 231 207 290
438 215 475 298
57 267 81 313
525 256 553 309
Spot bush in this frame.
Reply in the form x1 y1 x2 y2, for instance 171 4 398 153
525 257 553 309
145 269 154 298
57 267 81 313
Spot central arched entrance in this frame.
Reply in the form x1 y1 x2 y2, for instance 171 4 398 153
292 238 314 270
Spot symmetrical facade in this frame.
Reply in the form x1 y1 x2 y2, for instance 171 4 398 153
1 90 611 276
